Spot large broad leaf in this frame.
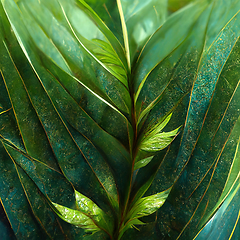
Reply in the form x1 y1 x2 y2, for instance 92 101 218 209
125 6 240 240
194 140 240 240
15 0 131 116
116 0 168 65
0 0 240 239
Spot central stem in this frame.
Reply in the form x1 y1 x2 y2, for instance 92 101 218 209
115 74 139 240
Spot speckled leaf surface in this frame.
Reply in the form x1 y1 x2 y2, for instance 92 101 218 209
133 0 209 101
0 0 240 239
127 1 213 212
17 0 131 116
146 8 240 240
0 0 128 238
194 139 240 240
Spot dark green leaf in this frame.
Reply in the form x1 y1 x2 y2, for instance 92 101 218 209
133 0 209 101
194 182 240 240
155 11 240 239
16 0 131 115
1 0 240 239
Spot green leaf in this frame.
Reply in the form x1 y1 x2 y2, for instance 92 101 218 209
75 190 113 234
154 11 240 240
133 0 210 102
204 0 240 51
193 138 240 240
119 189 171 239
0 141 85 239
140 128 180 152
135 2 213 127
117 0 168 64
52 190 113 235
58 0 128 86
197 136 240 229
0 40 60 171
15 0 131 115
1 0 240 239
90 39 128 85
134 156 154 170
128 189 171 220
2 0 132 211
53 203 100 233
139 113 180 152
83 0 124 46
127 0 168 63
194 182 240 240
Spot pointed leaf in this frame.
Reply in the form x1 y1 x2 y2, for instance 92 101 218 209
194 182 240 240
52 203 100 233
155 12 240 240
134 156 154 170
117 0 168 64
134 0 209 100
14 0 131 115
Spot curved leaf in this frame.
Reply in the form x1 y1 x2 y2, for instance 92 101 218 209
14 0 131 115
133 0 209 101
0 141 85 239
129 0 213 208
84 0 123 45
194 140 240 240
1 0 240 239
154 11 240 240
52 190 113 235
119 189 170 239
2 0 133 211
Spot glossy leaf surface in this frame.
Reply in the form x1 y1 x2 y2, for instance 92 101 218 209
194 140 240 240
0 0 240 239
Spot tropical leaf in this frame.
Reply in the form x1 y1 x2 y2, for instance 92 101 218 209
116 0 168 65
144 7 240 240
52 190 113 235
0 0 240 239
194 139 240 240
139 113 180 152
14 0 131 115
118 189 171 239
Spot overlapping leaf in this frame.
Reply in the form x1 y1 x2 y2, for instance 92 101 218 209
128 0 213 211
15 0 131 116
0 0 131 238
194 139 240 240
0 0 240 239
121 1 240 239
0 141 86 239
119 189 171 239
133 0 210 105
154 10 240 240
116 0 168 65
52 190 113 235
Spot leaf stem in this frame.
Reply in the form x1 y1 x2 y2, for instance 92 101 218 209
116 0 131 71
116 69 139 240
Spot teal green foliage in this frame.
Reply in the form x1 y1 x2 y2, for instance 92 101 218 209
0 0 240 239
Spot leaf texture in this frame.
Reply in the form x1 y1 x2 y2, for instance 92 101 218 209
0 0 240 239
